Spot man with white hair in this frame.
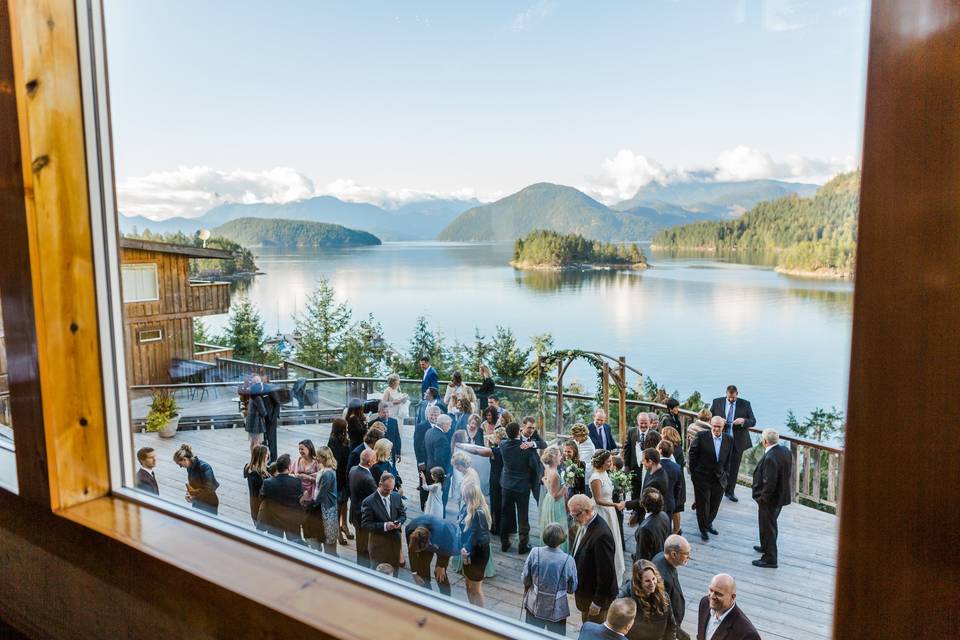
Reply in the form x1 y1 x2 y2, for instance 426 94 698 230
697 574 760 640
425 413 453 516
415 405 442 509
568 494 618 624
588 408 615 451
687 416 733 541
751 428 793 568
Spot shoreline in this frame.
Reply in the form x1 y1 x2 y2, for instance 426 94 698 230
510 260 648 272
774 266 852 280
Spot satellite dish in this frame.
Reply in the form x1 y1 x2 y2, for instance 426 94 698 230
198 229 211 247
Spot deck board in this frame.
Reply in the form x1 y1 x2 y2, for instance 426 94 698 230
134 421 836 639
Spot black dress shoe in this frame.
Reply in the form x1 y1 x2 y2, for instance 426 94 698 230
708 527 719 535
726 494 739 502
752 559 778 568
753 545 763 553
518 545 532 555
700 531 709 541
501 542 512 553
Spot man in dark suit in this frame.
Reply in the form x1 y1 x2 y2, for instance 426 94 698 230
653 535 692 640
135 447 159 495
568 494 619 624
633 488 671 562
374 401 402 464
624 412 658 499
414 405 442 509
697 574 761 640
347 425 385 472
424 414 453 516
520 416 547 504
257 453 305 543
416 386 447 423
577 598 636 639
710 385 757 502
657 441 684 518
640 448 670 511
349 449 379 568
419 356 439 399
361 472 406 576
688 417 733 541
588 408 616 452
751 429 793 568
499 421 540 554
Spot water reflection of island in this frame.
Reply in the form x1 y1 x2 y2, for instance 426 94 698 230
515 268 644 293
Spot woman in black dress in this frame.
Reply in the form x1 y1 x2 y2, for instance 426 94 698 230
659 426 686 535
243 444 270 527
345 401 367 450
173 444 220 516
476 364 495 410
327 417 353 544
459 480 491 607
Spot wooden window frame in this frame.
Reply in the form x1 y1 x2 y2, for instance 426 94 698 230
3 1 959 639
136 328 163 343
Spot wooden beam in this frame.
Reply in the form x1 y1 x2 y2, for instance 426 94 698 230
119 237 234 260
8 0 110 509
834 2 960 638
617 356 626 447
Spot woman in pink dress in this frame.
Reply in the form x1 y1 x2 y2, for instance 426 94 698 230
291 439 319 505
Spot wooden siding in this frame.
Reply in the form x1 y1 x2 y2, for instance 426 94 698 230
188 281 230 316
121 248 190 319
124 318 194 387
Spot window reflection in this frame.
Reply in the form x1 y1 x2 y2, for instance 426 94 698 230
0 289 17 493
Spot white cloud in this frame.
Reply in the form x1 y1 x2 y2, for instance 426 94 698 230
712 145 854 182
763 0 806 32
509 0 551 32
117 166 316 219
320 179 478 210
584 150 668 203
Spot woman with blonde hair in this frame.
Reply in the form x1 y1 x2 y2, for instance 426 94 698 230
459 479 492 606
570 422 596 484
381 373 409 425
590 449 626 580
659 426 686 534
173 444 220 516
617 559 677 640
243 444 270 525
538 446 569 552
476 364 495 410
688 407 712 445
371 438 402 491
303 446 339 556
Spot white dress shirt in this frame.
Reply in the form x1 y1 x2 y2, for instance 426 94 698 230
705 604 736 640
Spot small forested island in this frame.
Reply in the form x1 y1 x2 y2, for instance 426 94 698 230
212 217 381 248
651 171 859 279
124 229 259 278
511 230 648 271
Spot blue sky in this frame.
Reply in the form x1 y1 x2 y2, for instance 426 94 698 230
103 0 870 218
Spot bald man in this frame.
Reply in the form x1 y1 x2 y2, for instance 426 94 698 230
653 535 691 640
349 448 379 568
697 574 760 640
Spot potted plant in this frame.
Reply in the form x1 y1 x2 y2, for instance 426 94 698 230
145 389 180 438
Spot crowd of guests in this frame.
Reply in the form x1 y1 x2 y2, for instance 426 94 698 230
136 360 790 639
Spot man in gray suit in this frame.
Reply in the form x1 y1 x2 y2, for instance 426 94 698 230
752 428 793 568
653 535 692 640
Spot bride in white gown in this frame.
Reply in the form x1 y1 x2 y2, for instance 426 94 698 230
589 450 626 581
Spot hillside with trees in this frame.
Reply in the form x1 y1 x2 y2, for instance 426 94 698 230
123 229 258 277
651 171 860 278
212 218 381 248
511 230 647 270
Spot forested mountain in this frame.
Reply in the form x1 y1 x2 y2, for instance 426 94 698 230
212 218 381 248
651 171 860 277
613 179 818 217
511 230 647 269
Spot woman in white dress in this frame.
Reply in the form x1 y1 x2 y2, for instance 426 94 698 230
589 449 625 581
444 371 477 414
570 423 596 492
381 373 409 425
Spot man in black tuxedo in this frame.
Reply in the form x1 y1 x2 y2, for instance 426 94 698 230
588 408 616 452
520 416 547 504
499 421 540 554
257 453 305 543
697 574 760 640
751 429 793 568
414 405 441 509
568 494 619 624
688 417 733 541
375 401 402 464
653 535 692 640
135 447 159 495
349 449 378 568
424 414 453 516
361 472 406 576
710 385 757 502
623 412 658 500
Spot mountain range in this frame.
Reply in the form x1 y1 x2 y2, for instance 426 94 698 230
120 178 819 243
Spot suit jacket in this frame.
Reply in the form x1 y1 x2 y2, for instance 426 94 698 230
421 367 439 397
348 465 378 527
361 490 406 561
414 419 433 464
424 426 452 474
257 474 304 535
752 444 792 507
135 468 159 495
405 515 460 558
709 397 757 453
578 622 627 640
642 467 670 507
588 422 616 451
416 400 447 425
623 427 660 472
347 443 366 472
522 432 547 490
697 598 761 640
653 551 686 629
634 511 671 562
499 438 540 493
378 417 402 459
688 430 734 485
659 458 683 514
573 514 619 612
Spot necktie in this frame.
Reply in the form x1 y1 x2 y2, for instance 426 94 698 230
726 402 735 430
383 495 390 518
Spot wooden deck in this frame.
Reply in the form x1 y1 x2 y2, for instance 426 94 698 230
134 421 837 639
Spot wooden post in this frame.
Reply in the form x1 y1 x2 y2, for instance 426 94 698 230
618 356 627 447
601 362 610 419
555 358 564 438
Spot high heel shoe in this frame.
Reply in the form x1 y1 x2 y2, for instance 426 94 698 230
339 533 349 546
341 526 355 541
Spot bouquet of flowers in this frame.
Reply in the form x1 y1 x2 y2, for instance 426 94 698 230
561 462 584 489
608 469 635 497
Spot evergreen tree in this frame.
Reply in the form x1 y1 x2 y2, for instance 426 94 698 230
192 318 220 346
489 326 532 386
294 278 352 371
222 297 266 362
466 327 491 376
404 316 446 378
340 314 389 377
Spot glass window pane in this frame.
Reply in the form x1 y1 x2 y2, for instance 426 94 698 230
0 288 17 493
121 264 158 302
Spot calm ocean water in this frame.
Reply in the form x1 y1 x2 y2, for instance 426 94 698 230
207 242 853 439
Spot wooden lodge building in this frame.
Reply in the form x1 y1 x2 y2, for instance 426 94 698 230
120 238 234 385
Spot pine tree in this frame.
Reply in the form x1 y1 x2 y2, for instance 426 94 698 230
340 314 389 377
293 278 352 371
404 316 445 378
489 326 532 386
222 298 266 362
